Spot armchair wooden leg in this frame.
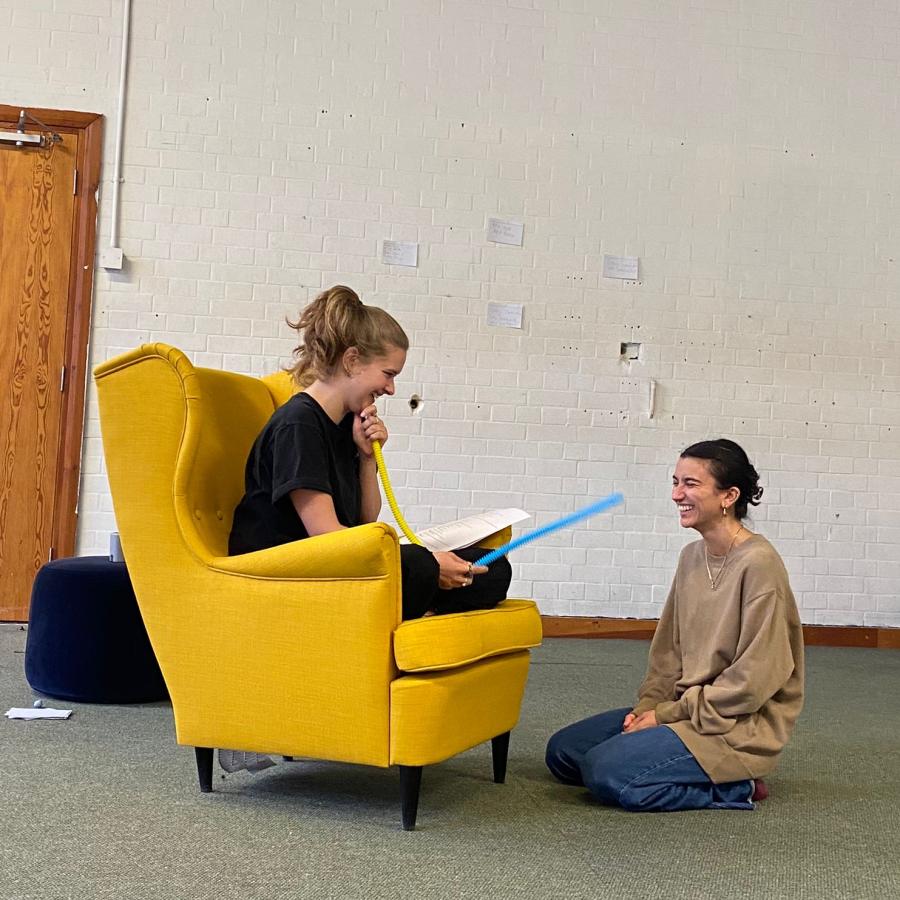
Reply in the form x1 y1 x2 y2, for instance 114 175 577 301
195 747 214 793
491 731 511 784
399 765 423 831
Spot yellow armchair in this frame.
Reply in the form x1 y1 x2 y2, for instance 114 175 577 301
94 344 542 829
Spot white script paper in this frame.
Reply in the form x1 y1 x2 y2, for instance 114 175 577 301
6 707 73 720
602 254 639 280
487 218 524 246
402 508 531 553
486 302 524 329
381 240 418 267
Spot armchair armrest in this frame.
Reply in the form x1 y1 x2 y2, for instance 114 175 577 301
208 522 399 580
163 521 404 764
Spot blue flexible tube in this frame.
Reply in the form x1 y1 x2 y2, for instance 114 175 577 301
474 492 625 567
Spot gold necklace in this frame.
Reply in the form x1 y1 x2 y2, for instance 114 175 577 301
705 525 744 591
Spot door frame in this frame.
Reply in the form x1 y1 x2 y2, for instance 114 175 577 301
0 105 103 560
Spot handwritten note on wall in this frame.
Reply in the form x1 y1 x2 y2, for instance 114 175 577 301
486 302 524 329
602 254 639 280
487 218 524 246
381 240 418 267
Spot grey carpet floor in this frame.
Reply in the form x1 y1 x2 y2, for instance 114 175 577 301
1 624 898 900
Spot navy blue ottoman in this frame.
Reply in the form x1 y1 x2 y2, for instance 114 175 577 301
25 556 168 703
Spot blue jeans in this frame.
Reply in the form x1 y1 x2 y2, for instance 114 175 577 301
546 707 754 812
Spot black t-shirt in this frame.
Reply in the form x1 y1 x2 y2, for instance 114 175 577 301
228 393 361 555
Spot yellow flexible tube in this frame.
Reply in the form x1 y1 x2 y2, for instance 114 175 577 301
372 439 423 546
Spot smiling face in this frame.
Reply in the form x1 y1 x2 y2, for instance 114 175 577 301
672 456 739 534
344 344 407 413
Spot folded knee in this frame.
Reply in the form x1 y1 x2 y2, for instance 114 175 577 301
580 742 636 805
545 730 567 772
581 765 621 804
545 732 581 785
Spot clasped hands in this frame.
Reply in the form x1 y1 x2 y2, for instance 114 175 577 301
622 710 658 733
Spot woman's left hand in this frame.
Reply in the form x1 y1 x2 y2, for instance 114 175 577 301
623 710 658 733
354 404 388 456
434 552 488 590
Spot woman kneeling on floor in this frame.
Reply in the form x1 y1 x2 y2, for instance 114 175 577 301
546 439 804 811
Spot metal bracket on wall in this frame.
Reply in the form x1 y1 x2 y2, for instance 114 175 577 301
0 109 63 148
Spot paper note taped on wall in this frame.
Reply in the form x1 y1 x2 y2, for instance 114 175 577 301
602 254 639 280
486 302 524 329
487 218 524 246
381 240 418 267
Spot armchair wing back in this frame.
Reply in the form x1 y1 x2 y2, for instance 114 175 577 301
94 344 542 829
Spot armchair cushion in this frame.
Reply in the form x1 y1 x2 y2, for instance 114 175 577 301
393 599 542 673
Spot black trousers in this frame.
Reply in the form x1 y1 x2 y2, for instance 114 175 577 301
399 544 513 620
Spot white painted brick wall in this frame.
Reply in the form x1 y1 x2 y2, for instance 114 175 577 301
4 0 898 626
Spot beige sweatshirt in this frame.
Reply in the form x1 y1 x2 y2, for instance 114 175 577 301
632 534 804 783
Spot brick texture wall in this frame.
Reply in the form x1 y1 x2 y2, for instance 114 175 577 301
4 0 898 625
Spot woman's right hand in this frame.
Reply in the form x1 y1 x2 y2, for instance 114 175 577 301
434 551 488 590
623 710 658 733
353 403 387 457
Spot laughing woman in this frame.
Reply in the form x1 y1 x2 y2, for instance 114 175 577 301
546 439 804 811
228 284 511 620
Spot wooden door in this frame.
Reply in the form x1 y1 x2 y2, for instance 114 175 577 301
0 107 102 621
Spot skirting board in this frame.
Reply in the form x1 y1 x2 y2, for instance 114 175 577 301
541 616 900 649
